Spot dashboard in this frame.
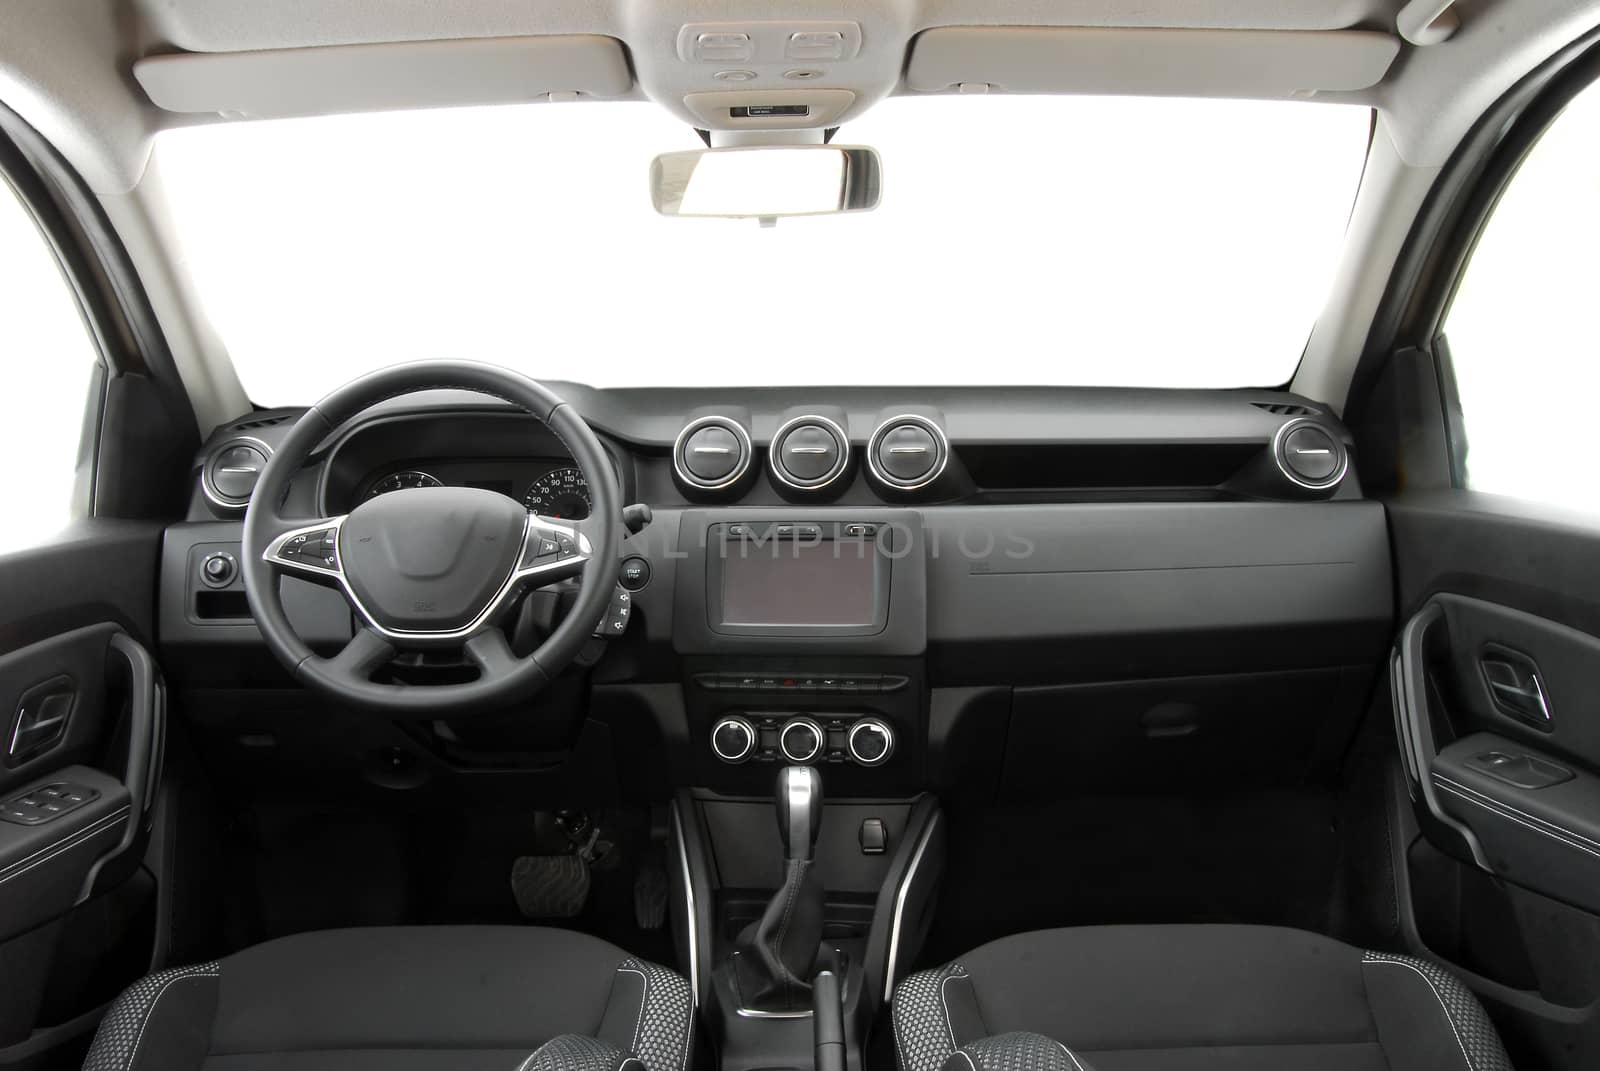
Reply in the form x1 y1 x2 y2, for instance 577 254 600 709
162 382 1394 798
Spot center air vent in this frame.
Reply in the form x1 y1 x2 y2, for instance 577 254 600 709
770 415 850 491
202 438 271 509
868 414 949 491
674 415 753 492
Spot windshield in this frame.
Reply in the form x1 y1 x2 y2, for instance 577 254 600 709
153 96 1371 405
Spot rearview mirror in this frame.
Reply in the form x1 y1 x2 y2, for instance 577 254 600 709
650 146 882 220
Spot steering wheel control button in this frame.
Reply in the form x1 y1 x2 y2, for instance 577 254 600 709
619 557 651 591
592 587 633 637
847 719 895 766
779 717 826 764
201 552 237 587
712 716 757 763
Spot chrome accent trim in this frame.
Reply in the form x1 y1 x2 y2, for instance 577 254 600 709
866 414 949 492
674 415 754 491
779 717 825 764
201 436 273 510
768 414 850 491
1270 417 1349 492
262 512 592 644
729 952 825 1018
711 716 757 763
884 810 940 1001
847 719 895 767
670 804 701 1008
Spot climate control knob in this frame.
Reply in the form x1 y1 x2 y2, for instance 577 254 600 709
847 719 895 767
779 717 825 764
711 716 756 764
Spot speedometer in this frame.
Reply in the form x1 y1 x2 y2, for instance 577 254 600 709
523 467 591 519
367 470 442 498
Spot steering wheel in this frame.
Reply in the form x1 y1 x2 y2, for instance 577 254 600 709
241 361 622 715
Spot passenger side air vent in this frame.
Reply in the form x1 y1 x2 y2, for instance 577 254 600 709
867 414 950 491
769 415 850 492
1272 418 1348 493
1251 402 1317 416
202 438 272 510
673 415 753 492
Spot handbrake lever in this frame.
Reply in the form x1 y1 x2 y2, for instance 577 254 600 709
813 968 846 1071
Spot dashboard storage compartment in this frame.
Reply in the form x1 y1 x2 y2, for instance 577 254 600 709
1004 666 1374 796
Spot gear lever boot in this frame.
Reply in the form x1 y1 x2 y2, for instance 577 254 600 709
735 765 825 1011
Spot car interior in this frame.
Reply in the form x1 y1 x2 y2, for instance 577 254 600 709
4 1 1600 1070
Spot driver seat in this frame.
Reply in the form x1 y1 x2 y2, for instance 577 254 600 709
81 927 693 1071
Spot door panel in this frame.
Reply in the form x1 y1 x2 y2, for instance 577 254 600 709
1386 492 1600 1070
0 521 166 1060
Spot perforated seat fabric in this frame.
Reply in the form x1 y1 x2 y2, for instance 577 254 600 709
893 925 1513 1071
82 926 693 1071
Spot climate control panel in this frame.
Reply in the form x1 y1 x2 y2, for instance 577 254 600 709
710 713 895 767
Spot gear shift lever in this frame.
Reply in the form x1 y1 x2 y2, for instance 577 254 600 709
735 766 827 1011
778 765 823 862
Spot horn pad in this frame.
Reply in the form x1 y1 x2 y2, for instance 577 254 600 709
339 487 527 634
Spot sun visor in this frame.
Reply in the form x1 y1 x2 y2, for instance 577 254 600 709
134 35 633 118
906 26 1400 98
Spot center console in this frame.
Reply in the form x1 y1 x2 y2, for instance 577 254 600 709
666 509 943 1071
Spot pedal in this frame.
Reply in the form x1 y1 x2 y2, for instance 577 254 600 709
510 854 591 918
634 862 669 931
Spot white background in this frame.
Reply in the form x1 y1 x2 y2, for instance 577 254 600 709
154 95 1370 403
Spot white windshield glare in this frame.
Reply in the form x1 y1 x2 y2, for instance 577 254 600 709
153 96 1371 404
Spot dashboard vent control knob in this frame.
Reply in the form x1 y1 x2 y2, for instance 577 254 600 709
847 719 895 766
770 416 850 491
711 716 757 763
674 416 752 492
1272 418 1349 492
203 439 271 508
779 717 826 764
867 415 950 491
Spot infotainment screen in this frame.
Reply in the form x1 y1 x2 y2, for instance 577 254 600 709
719 538 878 627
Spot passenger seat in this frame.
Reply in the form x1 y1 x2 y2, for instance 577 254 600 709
892 925 1510 1071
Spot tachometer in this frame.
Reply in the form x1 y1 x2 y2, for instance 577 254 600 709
523 467 591 519
366 470 442 498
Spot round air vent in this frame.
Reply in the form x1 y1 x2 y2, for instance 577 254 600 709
202 438 271 509
867 414 949 491
673 416 752 492
1272 418 1348 491
770 415 850 491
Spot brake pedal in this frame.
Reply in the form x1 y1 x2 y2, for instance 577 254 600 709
510 854 591 919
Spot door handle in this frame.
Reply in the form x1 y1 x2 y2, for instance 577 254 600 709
7 676 76 766
1480 654 1553 727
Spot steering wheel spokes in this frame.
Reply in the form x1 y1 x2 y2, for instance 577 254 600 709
261 510 594 646
241 362 622 714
